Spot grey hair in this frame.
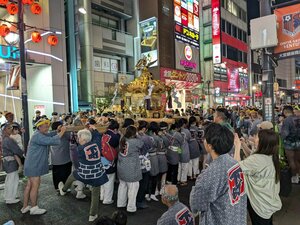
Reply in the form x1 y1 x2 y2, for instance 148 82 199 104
161 185 179 204
77 129 92 143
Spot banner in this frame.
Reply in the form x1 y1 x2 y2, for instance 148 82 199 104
274 4 300 58
227 66 240 92
7 65 20 90
160 67 201 83
212 0 221 64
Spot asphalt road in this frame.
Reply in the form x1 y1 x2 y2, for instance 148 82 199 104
0 173 300 225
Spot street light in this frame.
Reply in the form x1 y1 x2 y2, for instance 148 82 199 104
4 31 19 45
78 7 87 14
258 81 262 85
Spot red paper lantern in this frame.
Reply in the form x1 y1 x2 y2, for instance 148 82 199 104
22 0 34 5
6 3 18 15
0 0 8 6
31 31 42 43
47 35 58 46
30 3 42 15
0 24 10 37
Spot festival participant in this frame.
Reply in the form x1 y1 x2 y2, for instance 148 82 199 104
190 123 247 225
100 119 121 205
136 120 152 209
166 121 182 185
249 111 262 137
157 185 194 225
10 123 23 172
1 123 24 204
50 121 72 190
178 118 191 186
117 125 143 213
22 119 66 215
234 129 282 225
58 129 108 222
188 116 201 180
146 122 160 201
281 105 300 183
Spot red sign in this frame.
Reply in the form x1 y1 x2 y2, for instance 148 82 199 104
227 66 240 91
193 3 199 16
160 67 201 83
212 0 221 64
181 7 188 26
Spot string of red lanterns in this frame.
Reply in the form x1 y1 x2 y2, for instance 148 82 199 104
0 0 58 46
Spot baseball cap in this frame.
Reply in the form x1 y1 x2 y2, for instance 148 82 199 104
257 121 274 130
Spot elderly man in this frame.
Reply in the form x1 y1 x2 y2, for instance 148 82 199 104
58 129 108 222
157 185 194 225
22 119 66 215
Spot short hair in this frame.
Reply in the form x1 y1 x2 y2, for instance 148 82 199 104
77 129 92 143
215 108 230 121
138 120 148 131
148 122 160 134
52 112 58 116
108 119 120 130
204 123 234 155
51 121 62 130
111 210 127 225
122 118 134 128
283 105 293 114
96 216 115 225
161 185 179 204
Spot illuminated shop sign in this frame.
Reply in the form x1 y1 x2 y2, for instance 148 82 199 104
212 0 222 64
174 0 199 48
175 41 199 73
0 45 20 60
160 67 201 83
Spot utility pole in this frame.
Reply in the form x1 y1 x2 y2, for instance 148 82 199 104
18 1 30 151
259 0 275 122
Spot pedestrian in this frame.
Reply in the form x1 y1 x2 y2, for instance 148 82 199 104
146 122 160 202
157 185 194 225
50 121 72 190
10 123 24 172
234 129 282 225
166 121 182 185
22 119 66 215
178 118 190 186
117 125 143 213
281 105 300 183
1 123 24 204
58 129 108 222
188 116 201 180
190 123 247 225
136 120 152 209
100 119 121 205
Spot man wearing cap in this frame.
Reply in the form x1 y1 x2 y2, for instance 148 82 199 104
21 119 66 215
157 185 194 225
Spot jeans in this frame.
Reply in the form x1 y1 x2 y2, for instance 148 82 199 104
52 161 72 189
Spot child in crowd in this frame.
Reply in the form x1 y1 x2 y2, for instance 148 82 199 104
10 123 23 173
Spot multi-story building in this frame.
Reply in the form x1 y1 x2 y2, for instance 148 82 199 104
200 0 250 106
0 0 68 131
66 0 136 111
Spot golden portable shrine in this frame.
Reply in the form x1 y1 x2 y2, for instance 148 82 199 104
107 57 171 119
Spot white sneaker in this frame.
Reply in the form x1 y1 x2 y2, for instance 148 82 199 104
155 190 160 196
6 199 20 204
58 182 66 196
88 214 98 222
30 206 47 215
21 206 31 214
103 200 114 205
145 194 150 201
76 191 86 199
291 176 299 184
150 194 159 202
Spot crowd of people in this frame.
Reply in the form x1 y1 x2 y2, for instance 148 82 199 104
0 103 299 224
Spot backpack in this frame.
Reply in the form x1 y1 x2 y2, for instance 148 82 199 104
101 134 117 161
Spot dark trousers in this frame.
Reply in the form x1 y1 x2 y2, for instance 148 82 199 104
248 200 273 225
52 161 72 190
166 163 178 185
147 175 158 195
136 171 150 203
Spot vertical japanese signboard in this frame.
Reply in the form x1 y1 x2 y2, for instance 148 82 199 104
227 66 240 92
212 0 221 64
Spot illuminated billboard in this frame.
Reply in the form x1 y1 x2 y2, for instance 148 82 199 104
274 3 300 59
140 17 158 67
174 0 200 48
212 0 221 64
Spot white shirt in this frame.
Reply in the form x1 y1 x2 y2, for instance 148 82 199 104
0 115 6 125
239 154 282 219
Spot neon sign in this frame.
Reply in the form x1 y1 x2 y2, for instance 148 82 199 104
0 45 20 60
